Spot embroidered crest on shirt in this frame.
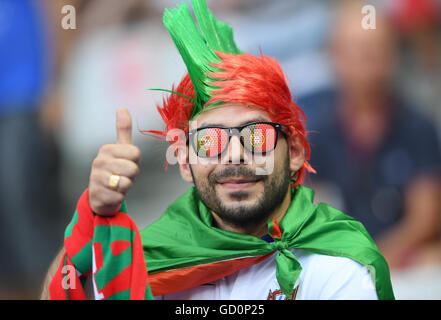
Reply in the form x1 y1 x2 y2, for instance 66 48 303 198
267 286 299 300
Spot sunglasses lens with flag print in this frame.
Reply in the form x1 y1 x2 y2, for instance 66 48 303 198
188 122 284 158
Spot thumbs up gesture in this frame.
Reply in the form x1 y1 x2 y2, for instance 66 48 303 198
88 108 142 216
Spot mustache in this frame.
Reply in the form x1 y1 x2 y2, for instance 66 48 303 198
209 166 266 183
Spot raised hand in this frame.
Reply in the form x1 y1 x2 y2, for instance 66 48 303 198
88 108 141 216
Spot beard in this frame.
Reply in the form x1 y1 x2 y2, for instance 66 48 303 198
190 151 291 231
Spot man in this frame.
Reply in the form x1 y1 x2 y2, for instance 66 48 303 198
41 0 394 300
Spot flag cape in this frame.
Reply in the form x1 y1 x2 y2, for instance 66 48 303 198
140 185 395 299
49 189 153 300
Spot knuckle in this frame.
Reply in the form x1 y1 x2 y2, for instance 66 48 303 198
92 155 105 168
98 144 109 154
91 157 99 168
126 178 133 189
120 179 132 194
114 192 125 203
131 163 140 177
124 163 139 179
132 147 142 162
99 143 116 155
123 144 139 160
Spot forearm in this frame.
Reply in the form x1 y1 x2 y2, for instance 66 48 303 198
40 246 65 300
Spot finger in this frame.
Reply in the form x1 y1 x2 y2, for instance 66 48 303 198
92 169 133 193
103 159 139 179
99 144 141 163
116 108 133 145
113 176 132 194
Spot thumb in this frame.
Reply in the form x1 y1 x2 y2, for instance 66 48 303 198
116 108 133 144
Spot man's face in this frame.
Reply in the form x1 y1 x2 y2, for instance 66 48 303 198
179 104 298 230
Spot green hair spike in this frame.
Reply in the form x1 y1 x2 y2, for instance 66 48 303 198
162 0 242 121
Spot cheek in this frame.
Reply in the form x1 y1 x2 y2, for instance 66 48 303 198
242 136 286 173
188 146 222 185
190 162 217 184
275 138 289 161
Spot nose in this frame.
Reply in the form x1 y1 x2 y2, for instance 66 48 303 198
226 134 244 164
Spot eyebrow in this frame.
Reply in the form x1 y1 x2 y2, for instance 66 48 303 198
198 117 270 128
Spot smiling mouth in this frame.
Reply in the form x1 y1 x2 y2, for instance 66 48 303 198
217 177 262 191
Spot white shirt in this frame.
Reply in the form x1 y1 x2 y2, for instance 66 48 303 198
157 248 378 300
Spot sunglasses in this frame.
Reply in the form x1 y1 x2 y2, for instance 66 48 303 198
188 121 286 158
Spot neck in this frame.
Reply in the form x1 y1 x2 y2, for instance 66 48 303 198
211 188 292 238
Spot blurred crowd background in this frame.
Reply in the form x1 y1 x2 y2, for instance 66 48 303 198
0 0 440 299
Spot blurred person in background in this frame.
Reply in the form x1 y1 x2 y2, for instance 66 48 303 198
299 0 441 271
391 0 441 141
0 0 65 298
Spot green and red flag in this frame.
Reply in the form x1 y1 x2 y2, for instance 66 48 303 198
49 189 153 300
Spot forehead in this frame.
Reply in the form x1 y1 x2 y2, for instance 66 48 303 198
189 104 271 129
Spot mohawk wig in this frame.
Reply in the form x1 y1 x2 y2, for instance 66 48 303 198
145 0 315 186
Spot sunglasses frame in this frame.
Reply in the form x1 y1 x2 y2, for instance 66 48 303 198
187 121 286 158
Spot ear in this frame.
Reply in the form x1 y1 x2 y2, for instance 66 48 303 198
177 145 194 184
179 162 194 184
287 135 305 173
